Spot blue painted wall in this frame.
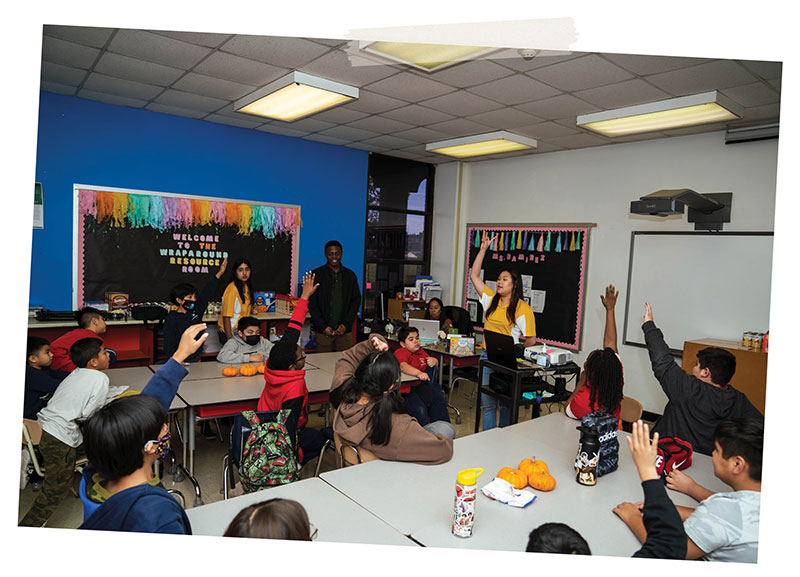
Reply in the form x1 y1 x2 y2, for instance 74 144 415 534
31 92 368 309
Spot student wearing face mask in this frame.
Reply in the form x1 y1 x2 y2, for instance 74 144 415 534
163 258 227 362
216 316 274 364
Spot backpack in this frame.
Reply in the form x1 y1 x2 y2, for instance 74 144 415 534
655 437 693 478
238 409 299 492
580 411 619 477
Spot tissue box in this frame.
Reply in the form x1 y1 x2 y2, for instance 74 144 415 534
253 291 276 313
449 335 475 355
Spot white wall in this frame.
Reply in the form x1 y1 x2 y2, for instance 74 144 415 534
432 131 779 414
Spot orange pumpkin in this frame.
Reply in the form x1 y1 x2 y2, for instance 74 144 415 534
496 467 528 490
256 364 265 374
239 364 258 376
221 365 238 377
528 470 557 491
519 457 549 476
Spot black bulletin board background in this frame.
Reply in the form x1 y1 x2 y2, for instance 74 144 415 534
81 216 294 305
463 224 593 350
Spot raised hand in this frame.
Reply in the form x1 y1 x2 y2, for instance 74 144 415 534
173 323 209 363
626 420 659 482
300 271 320 300
601 284 619 310
480 234 497 252
643 302 653 324
216 257 228 279
370 334 388 351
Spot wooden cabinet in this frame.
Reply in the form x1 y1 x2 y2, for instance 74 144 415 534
682 338 768 414
387 299 427 321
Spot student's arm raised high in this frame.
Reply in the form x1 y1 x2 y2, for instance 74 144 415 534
469 234 496 296
642 302 697 398
601 284 619 353
142 324 208 412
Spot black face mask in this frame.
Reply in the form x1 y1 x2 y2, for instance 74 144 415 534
183 300 196 311
244 334 260 346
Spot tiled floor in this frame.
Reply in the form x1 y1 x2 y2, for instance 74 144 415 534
17 377 571 529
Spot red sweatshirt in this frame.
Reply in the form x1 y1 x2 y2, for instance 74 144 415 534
50 329 103 372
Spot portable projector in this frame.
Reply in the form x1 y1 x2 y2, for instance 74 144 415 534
524 346 573 366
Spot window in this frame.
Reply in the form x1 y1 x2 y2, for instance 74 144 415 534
363 153 435 319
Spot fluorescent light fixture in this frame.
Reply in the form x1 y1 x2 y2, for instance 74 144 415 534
360 41 498 72
234 71 358 122
426 131 538 158
576 91 742 137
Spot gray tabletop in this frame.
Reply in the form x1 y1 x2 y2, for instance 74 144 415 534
321 412 731 556
186 477 416 546
106 366 186 411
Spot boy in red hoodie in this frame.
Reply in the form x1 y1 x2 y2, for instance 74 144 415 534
257 272 326 464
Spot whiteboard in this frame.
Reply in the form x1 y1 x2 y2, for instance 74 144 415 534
623 232 773 351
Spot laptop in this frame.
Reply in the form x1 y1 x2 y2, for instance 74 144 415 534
482 330 542 394
409 318 440 343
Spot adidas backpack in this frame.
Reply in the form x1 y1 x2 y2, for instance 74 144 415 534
238 409 300 492
580 411 619 477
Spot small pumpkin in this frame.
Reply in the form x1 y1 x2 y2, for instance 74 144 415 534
528 470 557 492
519 456 549 476
496 467 528 490
256 364 265 374
221 365 238 377
239 364 258 376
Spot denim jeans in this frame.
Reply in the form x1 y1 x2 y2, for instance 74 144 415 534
423 420 456 439
480 350 510 430
403 366 451 426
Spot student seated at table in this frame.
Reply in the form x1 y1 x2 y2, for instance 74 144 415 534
641 302 763 455
565 284 624 421
223 498 314 540
528 420 688 559
424 297 453 332
257 272 325 465
617 418 762 563
24 336 69 420
49 307 108 372
164 257 227 361
329 335 454 465
79 325 208 534
216 315 273 364
393 326 450 427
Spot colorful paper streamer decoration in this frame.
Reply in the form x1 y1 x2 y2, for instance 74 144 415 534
555 232 562 253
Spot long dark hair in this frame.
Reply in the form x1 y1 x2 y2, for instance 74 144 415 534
337 351 404 446
228 257 253 306
585 347 624 414
424 297 444 320
485 268 524 326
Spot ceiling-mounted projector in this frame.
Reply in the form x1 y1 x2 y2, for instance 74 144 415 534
630 189 732 230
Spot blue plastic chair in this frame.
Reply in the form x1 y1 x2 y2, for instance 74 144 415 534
78 466 101 522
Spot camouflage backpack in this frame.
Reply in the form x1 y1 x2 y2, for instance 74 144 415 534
238 409 299 492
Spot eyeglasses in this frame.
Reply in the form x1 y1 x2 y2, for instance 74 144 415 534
309 522 318 541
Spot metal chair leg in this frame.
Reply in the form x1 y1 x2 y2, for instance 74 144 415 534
314 440 333 477
167 489 186 508
177 463 203 507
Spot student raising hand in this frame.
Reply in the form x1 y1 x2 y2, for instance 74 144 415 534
370 334 389 352
601 284 618 310
172 323 209 364
215 257 228 279
300 272 320 301
643 302 654 324
627 420 660 482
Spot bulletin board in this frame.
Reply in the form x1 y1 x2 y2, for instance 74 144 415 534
72 184 300 308
463 224 594 351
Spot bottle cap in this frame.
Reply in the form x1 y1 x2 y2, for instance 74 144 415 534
457 468 484 485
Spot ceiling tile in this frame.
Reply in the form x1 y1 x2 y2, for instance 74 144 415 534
144 102 207 119
300 49 401 87
304 133 353 146
529 141 566 154
304 37 347 48
513 121 580 140
384 149 426 160
212 103 268 122
40 81 78 96
548 132 611 149
739 103 781 122
83 73 164 100
490 49 587 72
646 60 758 96
381 104 456 125
426 117 501 137
344 142 392 153
346 115 416 134
738 60 782 81
466 107 544 130
193 52 289 87
419 90 505 116
529 54 635 92
77 89 148 109
94 52 185 87
315 125 381 142
345 90 407 114
255 124 310 138
40 61 87 87
311 107 371 124
365 71 456 102
467 73 562 105
41 36 100 69
43 25 114 48
268 117 337 133
148 29 231 48
108 29 212 69
574 78 672 109
720 82 780 108
203 114 264 129
154 89 229 113
219 35 330 69
358 134 419 149
391 126 452 144
514 93 600 120
173 73 255 101
421 59 515 88
601 53 713 76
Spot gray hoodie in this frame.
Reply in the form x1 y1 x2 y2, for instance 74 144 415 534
216 333 273 364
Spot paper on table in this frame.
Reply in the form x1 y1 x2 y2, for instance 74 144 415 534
531 290 546 313
481 478 537 508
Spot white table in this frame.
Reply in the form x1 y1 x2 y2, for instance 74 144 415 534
187 477 416 546
321 413 731 556
106 365 186 410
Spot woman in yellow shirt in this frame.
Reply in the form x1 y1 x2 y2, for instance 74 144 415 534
470 234 537 429
218 258 253 341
